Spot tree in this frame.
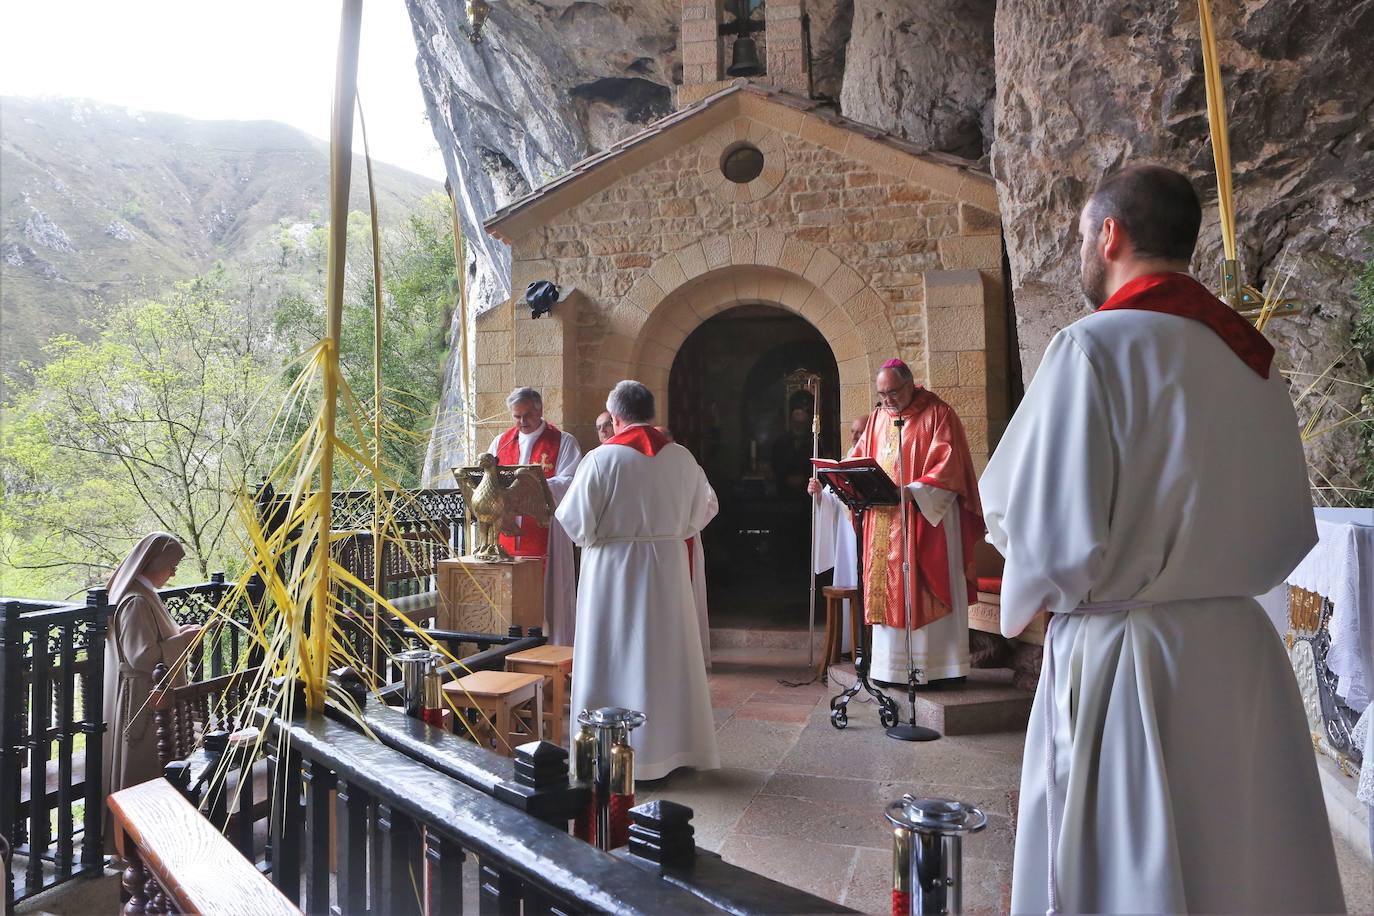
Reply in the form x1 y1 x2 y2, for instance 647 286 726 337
1 272 281 596
273 193 454 487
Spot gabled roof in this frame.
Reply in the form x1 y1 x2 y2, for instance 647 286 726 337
483 79 996 244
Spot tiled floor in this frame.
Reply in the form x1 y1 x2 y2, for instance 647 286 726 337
640 644 1374 915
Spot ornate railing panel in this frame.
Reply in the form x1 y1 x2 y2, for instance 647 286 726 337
0 591 109 907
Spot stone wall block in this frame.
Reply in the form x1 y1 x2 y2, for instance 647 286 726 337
958 203 1000 236
907 160 965 200
957 350 987 387
829 328 863 363
779 238 814 276
649 254 688 294
627 275 667 311
927 351 959 388
729 232 757 266
926 305 985 352
476 331 512 365
757 271 788 305
514 318 565 358
675 242 709 279
938 235 1002 271
703 234 731 269
755 229 786 266
607 301 649 339
843 287 887 327
857 313 897 358
923 269 985 308
823 264 865 304
802 247 841 288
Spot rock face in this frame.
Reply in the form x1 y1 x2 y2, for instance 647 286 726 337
840 0 997 159
408 0 1372 487
993 0 1374 487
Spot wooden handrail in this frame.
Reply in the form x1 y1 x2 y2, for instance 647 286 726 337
108 778 299 916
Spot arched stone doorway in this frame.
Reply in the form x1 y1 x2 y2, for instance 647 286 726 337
668 304 841 629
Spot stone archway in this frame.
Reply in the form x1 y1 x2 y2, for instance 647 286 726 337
597 229 902 426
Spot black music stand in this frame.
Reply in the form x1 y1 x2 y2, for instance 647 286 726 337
814 465 902 730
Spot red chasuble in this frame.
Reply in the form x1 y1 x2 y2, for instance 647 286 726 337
855 391 985 630
495 423 563 558
1097 271 1274 378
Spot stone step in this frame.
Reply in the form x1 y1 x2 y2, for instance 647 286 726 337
893 669 1034 737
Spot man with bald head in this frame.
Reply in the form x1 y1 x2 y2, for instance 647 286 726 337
811 361 983 688
595 410 614 444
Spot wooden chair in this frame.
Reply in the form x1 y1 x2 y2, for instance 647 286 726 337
819 585 861 678
442 670 543 757
505 645 574 745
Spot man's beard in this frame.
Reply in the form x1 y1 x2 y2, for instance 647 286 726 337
1080 247 1108 310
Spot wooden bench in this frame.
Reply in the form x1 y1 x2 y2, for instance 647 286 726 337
108 777 299 915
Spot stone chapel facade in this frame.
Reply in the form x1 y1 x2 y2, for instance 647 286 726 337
472 0 1010 471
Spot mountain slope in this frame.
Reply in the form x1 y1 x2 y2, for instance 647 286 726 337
1 96 442 376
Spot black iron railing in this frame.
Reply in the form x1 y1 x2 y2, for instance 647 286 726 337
0 591 108 908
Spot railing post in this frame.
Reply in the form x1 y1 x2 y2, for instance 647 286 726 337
301 759 336 915
26 610 51 893
626 800 697 869
494 740 589 831
424 830 465 916
267 737 304 904
377 801 423 916
335 779 370 915
80 588 109 877
0 602 21 912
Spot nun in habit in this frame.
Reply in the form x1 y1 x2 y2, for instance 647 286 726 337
102 533 201 811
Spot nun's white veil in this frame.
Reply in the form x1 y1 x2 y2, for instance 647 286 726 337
107 532 185 606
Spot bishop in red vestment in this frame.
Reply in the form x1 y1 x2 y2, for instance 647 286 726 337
850 360 983 684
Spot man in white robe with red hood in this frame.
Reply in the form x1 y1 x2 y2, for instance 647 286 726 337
486 386 581 644
557 380 719 780
981 164 1343 913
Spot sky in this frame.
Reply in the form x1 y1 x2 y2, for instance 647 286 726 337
0 1 447 179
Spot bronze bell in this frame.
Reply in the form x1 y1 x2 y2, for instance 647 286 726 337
726 34 764 77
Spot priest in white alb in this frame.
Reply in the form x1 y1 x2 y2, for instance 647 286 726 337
557 381 719 780
981 164 1343 913
811 362 983 687
486 387 581 645
657 426 718 670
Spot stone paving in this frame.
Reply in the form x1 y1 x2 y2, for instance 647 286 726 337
640 644 1374 915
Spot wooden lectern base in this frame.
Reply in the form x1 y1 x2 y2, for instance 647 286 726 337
436 556 545 635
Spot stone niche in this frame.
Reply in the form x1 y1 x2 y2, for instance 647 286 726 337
476 84 1011 471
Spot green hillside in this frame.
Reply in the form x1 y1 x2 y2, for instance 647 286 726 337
0 96 442 377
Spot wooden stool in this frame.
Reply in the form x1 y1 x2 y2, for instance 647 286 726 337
505 645 574 745
442 671 543 757
819 586 861 678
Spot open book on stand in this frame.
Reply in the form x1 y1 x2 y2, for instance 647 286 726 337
811 457 901 508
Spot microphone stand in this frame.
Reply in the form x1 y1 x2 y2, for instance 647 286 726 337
806 376 821 671
885 413 939 743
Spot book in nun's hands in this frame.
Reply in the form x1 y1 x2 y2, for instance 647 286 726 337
810 457 901 509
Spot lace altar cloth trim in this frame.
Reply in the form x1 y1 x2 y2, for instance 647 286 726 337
1287 519 1374 711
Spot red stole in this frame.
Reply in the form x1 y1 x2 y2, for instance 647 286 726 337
1097 272 1273 378
496 423 563 558
856 392 986 630
604 424 670 456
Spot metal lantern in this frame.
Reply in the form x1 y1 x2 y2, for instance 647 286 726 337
575 706 647 850
391 640 442 718
885 795 987 915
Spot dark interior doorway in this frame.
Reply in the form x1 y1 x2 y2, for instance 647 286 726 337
668 304 841 629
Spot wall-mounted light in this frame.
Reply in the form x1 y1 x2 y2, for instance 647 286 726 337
524 280 560 319
465 0 491 43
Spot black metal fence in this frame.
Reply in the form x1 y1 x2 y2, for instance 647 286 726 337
0 591 108 908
